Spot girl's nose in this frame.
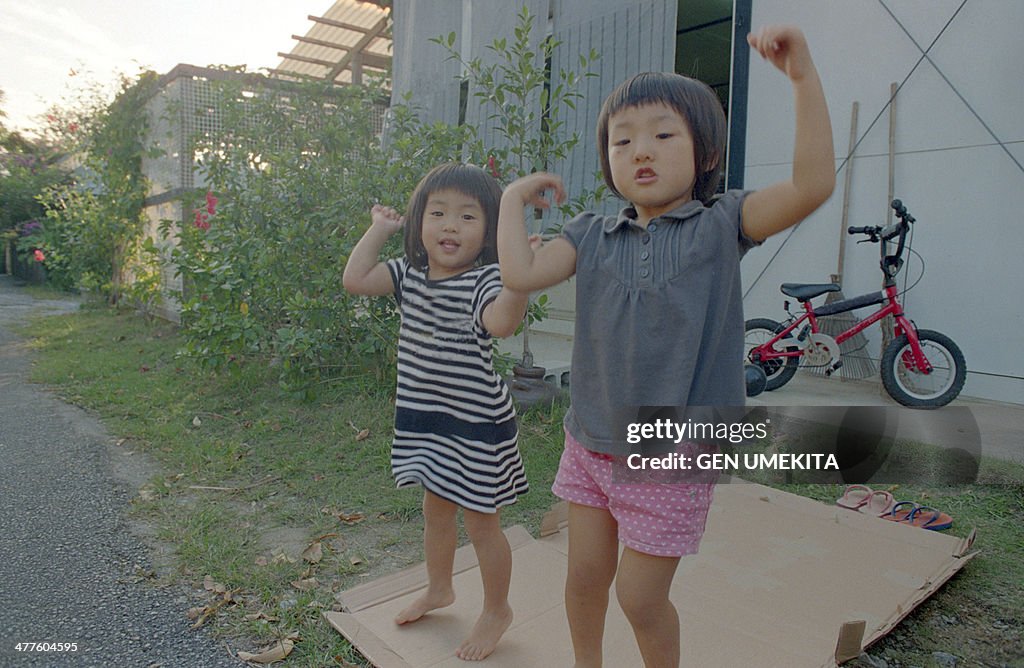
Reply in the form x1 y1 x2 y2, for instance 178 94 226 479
632 140 652 162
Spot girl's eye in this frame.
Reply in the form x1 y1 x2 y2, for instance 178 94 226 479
657 133 673 139
429 210 444 217
462 214 477 221
613 138 630 146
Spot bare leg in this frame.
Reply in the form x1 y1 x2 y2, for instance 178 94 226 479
455 508 514 661
615 547 682 668
565 503 619 668
395 490 457 624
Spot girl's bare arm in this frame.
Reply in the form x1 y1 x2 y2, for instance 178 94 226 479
497 172 578 293
481 288 530 339
342 205 404 296
741 25 836 242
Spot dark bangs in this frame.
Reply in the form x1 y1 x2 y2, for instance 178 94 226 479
597 72 727 204
404 163 503 271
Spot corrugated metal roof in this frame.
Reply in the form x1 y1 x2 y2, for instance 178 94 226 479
273 0 391 86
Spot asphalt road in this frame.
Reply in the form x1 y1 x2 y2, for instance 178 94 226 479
0 275 241 667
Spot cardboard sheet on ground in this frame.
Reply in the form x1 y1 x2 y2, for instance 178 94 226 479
326 483 976 667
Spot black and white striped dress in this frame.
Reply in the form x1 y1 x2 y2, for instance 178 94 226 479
385 258 528 513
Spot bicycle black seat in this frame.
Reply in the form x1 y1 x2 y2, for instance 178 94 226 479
780 283 841 301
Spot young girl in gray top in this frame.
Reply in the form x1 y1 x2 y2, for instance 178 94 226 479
498 25 834 667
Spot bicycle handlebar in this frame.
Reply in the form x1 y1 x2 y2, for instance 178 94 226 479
846 199 917 285
847 199 916 240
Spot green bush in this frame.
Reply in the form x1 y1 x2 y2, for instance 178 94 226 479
170 78 473 396
32 71 160 301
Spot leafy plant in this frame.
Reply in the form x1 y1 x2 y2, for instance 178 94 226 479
169 75 473 395
433 5 603 367
31 70 162 302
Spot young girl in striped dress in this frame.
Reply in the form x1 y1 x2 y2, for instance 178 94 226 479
343 163 530 661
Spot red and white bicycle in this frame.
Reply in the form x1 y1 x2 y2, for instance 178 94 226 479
745 199 966 407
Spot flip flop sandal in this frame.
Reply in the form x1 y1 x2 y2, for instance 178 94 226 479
860 490 896 517
836 484 873 510
905 506 954 531
883 501 918 523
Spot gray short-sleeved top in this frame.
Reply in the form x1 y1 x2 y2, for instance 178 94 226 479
560 190 756 455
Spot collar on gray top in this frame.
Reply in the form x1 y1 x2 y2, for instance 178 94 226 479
602 199 707 233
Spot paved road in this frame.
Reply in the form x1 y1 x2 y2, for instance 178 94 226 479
0 275 241 667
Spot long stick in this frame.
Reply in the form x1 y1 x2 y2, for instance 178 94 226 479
833 101 859 285
886 82 897 226
880 82 898 388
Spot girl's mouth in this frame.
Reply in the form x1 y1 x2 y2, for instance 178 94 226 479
635 167 657 183
439 239 460 252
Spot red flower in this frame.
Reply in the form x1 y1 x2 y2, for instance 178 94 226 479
193 209 210 231
205 191 218 215
68 123 78 133
487 155 501 179
33 249 45 262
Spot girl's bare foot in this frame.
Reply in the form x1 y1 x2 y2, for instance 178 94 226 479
394 588 455 625
455 604 513 661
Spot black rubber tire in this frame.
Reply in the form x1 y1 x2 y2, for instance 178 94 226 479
880 329 966 407
745 318 799 392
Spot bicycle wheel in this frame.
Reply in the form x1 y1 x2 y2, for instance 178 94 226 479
745 318 799 391
880 329 966 407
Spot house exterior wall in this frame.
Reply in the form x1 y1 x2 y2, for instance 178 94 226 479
392 0 1023 404
391 0 464 125
741 0 1023 403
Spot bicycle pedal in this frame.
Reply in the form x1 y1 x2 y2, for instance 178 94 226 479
825 360 843 377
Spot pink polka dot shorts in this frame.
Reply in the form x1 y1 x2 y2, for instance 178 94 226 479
552 429 716 557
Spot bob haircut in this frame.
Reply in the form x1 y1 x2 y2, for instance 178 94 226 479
597 72 727 205
404 163 503 271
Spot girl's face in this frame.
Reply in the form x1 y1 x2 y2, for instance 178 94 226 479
607 102 697 225
420 188 487 279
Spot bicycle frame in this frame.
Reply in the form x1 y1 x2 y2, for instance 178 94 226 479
751 284 933 374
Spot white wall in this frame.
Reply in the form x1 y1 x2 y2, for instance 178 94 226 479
742 0 1024 403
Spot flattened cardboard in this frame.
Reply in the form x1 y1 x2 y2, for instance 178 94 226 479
326 483 976 667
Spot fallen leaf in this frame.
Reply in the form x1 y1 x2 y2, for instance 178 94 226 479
186 606 206 620
302 541 323 564
237 639 294 664
192 416 202 428
349 555 364 567
203 575 226 593
290 577 319 591
254 556 269 567
244 611 279 622
355 428 370 441
335 511 365 525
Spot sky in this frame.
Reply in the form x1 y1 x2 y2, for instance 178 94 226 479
0 0 333 137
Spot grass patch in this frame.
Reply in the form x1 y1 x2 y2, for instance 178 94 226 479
21 306 1023 666
21 307 564 665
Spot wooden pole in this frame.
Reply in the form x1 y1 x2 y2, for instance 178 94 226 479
880 82 898 393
